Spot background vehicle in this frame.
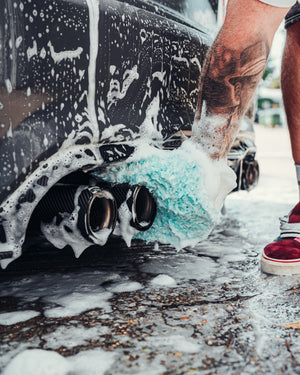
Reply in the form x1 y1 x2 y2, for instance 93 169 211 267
0 0 259 268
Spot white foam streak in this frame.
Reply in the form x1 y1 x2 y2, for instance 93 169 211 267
26 41 37 61
107 65 139 108
5 79 12 94
113 201 139 247
100 124 126 141
47 41 83 64
139 94 163 142
86 0 100 140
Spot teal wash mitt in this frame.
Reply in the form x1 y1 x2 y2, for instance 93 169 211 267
96 139 236 249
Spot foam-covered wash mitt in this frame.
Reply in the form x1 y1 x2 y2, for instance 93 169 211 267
96 138 236 249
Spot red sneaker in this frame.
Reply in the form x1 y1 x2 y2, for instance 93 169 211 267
261 202 300 275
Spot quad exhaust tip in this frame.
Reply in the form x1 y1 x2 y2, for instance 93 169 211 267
131 185 156 231
34 182 156 247
78 187 117 242
34 185 117 245
110 183 156 232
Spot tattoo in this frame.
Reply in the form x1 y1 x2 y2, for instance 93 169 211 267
193 40 268 159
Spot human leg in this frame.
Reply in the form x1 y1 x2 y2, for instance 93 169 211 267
281 9 300 165
261 4 300 275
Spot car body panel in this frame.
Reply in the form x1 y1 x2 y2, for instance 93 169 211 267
0 0 218 265
0 0 258 266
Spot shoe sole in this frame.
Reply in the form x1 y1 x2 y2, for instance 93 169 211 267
261 253 300 275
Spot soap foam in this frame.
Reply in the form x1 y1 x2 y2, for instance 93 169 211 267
97 138 236 249
2 348 116 375
150 274 177 287
0 310 40 326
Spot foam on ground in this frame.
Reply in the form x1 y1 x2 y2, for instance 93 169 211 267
150 274 177 287
107 281 143 293
146 334 201 353
0 311 40 326
2 348 116 375
44 291 113 318
44 325 110 349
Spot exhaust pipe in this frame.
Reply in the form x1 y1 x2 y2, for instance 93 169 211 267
111 183 156 231
77 186 117 243
34 184 117 246
241 159 259 191
32 181 155 252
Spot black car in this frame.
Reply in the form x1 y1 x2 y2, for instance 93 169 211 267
0 0 259 268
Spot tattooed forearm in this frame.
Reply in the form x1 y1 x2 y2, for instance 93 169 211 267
193 40 269 159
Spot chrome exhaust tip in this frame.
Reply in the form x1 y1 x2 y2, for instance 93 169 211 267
35 184 117 246
111 183 156 231
131 185 156 231
78 187 117 242
241 159 259 191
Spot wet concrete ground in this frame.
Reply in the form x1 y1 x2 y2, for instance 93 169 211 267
1 125 300 374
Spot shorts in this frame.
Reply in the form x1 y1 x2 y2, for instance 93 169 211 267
285 2 300 28
259 0 297 7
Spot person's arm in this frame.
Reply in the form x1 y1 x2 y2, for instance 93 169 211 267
192 0 290 159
